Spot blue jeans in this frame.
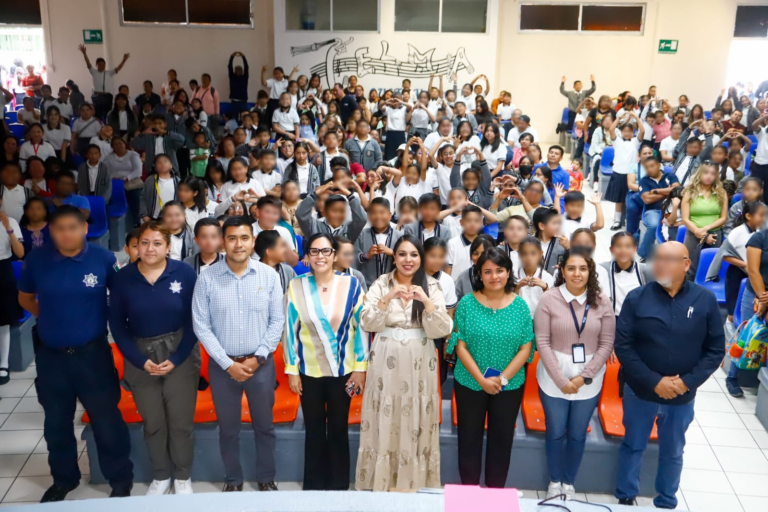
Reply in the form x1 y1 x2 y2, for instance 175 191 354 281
539 388 600 485
625 191 644 236
740 287 756 326
615 385 695 509
638 209 662 259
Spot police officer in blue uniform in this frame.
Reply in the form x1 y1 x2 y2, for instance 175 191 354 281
18 206 133 502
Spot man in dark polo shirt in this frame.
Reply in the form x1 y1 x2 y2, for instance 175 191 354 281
18 206 133 502
637 155 679 260
333 83 358 125
613 242 723 509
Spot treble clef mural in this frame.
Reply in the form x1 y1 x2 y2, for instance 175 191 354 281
290 39 475 90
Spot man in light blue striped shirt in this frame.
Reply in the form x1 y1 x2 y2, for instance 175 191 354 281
192 216 284 492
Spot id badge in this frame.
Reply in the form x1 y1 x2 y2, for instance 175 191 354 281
572 343 586 364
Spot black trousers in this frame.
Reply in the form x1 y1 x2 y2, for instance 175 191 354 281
751 161 768 203
454 381 523 488
33 330 133 490
434 339 448 384
567 109 577 130
725 264 745 316
176 147 190 179
91 93 113 122
300 374 352 490
265 99 279 134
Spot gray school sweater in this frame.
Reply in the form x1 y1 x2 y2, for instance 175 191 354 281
454 267 476 304
559 81 597 112
344 137 382 172
76 161 112 203
403 221 452 244
449 159 493 209
541 237 567 276
296 191 367 241
139 174 179 220
130 131 186 173
353 226 403 288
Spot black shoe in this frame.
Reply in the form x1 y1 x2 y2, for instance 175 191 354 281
610 221 622 230
618 498 637 506
109 483 132 498
41 483 79 503
0 368 9 385
223 483 243 492
258 481 278 491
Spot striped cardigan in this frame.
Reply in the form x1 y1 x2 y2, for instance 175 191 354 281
283 272 367 377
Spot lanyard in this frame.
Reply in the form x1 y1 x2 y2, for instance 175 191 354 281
569 302 590 339
542 238 556 270
32 143 40 156
154 175 165 209
610 261 642 313
371 227 393 277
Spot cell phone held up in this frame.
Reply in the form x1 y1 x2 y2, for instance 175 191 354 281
345 381 361 397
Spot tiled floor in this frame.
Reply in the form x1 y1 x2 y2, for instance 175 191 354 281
1 153 767 511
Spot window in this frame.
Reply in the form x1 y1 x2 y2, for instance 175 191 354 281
734 5 768 38
0 0 42 25
120 0 253 27
520 3 645 33
285 0 378 31
395 0 488 33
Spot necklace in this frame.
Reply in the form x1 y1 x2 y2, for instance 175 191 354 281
481 291 505 314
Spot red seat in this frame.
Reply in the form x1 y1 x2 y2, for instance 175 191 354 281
599 361 658 440
193 348 216 423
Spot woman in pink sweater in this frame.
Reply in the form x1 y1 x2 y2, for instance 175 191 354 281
533 247 615 500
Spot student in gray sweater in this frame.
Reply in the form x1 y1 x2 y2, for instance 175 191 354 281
724 176 764 237
131 114 186 173
76 144 113 203
296 181 367 241
560 75 596 127
334 235 369 292
253 229 297 293
282 141 321 197
343 119 382 172
453 235 497 303
353 197 403 288
450 147 493 209
403 193 452 243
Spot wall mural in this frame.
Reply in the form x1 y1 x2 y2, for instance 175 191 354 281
290 38 475 91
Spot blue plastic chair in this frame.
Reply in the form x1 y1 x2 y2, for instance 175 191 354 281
5 110 17 124
107 179 128 217
704 111 712 119
599 147 614 175
749 135 758 153
484 223 499 239
72 154 85 169
655 222 664 244
583 143 590 155
676 225 687 243
9 123 25 139
293 261 310 276
734 278 748 326
85 196 109 240
731 193 742 207
745 153 752 174
11 261 31 323
695 247 727 304
560 108 569 125
663 165 673 175
295 234 304 259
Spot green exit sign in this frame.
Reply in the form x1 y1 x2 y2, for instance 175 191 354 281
83 30 103 44
658 39 678 54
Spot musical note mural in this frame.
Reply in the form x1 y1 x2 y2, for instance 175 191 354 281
290 38 476 91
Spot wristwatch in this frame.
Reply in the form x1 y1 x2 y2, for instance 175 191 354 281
583 377 593 385
499 375 509 388
256 355 267 365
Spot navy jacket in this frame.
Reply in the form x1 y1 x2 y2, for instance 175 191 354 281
615 281 724 405
228 55 249 102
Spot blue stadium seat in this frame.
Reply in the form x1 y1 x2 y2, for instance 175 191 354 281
72 154 85 169
295 234 304 259
732 193 742 206
107 179 128 218
293 261 310 276
560 108 569 125
676 225 687 243
663 165 673 175
5 110 17 124
745 153 752 174
599 147 614 175
704 111 712 119
11 261 30 323
85 196 109 240
734 278 748 326
748 135 758 153
9 123 25 139
655 222 664 244
484 223 499 239
695 247 727 304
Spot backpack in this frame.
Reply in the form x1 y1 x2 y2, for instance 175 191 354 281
729 314 768 371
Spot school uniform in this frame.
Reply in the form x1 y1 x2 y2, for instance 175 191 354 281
343 136 382 172
447 234 476 282
0 218 23 329
19 140 56 173
253 169 282 193
77 161 113 202
296 191 367 242
313 150 349 183
184 207 208 233
183 252 226 275
271 109 300 140
403 221 452 244
169 228 199 261
52 99 73 122
443 214 462 239
282 162 321 197
606 137 640 204
498 242 521 272
341 267 368 293
454 266 476 303
72 117 103 156
18 243 133 493
383 106 407 160
353 226 402 288
1 184 30 224
515 267 555 316
252 221 297 252
130 131 186 174
540 237 566 276
449 159 494 209
561 215 596 240
44 125 72 156
214 179 268 216
139 174 179 220
599 261 653 316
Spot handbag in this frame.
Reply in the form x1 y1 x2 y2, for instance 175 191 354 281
124 177 144 191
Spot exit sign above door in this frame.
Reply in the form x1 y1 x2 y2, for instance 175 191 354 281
658 39 678 54
83 30 103 44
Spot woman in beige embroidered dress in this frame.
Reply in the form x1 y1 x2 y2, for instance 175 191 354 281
355 234 453 491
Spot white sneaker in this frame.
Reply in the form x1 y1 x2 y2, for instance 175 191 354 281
146 479 172 496
173 478 194 495
592 181 600 194
562 483 576 500
546 481 562 499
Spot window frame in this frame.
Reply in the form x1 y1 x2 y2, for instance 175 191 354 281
394 0 489 33
119 0 255 29
284 0 381 33
733 4 768 39
518 2 646 35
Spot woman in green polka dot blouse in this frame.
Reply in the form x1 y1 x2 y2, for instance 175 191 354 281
448 246 534 488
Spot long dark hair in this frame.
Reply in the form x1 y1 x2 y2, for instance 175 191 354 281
225 157 252 183
480 123 501 152
179 175 206 213
553 247 602 308
20 196 49 227
734 201 766 229
285 141 312 183
472 247 516 293
391 234 428 325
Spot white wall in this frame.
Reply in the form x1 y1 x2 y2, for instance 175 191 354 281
273 0 500 95
495 0 744 140
41 0 274 101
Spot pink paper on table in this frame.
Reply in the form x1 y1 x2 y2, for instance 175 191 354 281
444 484 521 512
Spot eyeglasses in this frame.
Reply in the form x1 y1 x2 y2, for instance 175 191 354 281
308 248 335 257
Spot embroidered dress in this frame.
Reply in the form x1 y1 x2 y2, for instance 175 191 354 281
355 272 453 491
